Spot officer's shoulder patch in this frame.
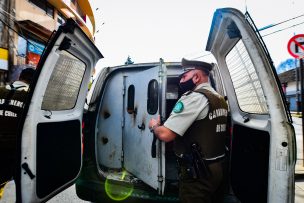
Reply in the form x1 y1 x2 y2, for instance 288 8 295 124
173 101 184 113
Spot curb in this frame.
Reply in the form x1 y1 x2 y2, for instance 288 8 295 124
295 164 304 178
291 113 302 118
295 173 304 180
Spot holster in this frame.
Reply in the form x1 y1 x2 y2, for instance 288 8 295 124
177 154 198 180
176 143 210 180
191 143 210 178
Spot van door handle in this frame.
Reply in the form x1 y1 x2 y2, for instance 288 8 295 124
21 162 36 179
138 123 145 130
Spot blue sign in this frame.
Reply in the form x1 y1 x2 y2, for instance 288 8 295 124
27 39 45 55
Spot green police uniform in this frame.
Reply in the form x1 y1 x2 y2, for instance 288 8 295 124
0 81 29 185
164 83 228 203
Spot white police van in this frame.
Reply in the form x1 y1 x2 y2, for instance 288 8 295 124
12 8 295 203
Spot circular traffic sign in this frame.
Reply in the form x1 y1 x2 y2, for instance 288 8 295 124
287 34 304 59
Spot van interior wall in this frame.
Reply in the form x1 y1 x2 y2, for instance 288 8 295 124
96 73 124 170
164 76 181 191
230 124 270 203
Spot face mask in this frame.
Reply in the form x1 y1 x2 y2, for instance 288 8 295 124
179 77 196 94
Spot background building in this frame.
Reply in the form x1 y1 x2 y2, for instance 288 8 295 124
278 66 302 112
0 0 96 85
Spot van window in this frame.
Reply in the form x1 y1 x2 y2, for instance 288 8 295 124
226 40 268 114
127 85 135 114
147 79 158 115
41 51 85 110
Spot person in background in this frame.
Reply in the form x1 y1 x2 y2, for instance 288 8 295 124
0 68 35 198
149 58 228 203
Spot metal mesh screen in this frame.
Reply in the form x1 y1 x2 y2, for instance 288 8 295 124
226 40 268 114
41 51 86 110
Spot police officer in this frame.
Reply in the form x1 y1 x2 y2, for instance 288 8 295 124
0 68 35 193
149 58 228 203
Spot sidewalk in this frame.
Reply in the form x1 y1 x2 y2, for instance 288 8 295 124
293 116 304 203
293 116 304 175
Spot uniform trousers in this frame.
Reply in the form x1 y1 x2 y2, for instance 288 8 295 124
0 133 16 184
178 160 226 203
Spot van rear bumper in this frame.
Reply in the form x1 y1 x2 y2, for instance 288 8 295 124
75 178 179 203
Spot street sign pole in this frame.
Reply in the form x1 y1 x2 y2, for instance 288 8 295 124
287 34 304 167
295 61 300 114
300 58 304 167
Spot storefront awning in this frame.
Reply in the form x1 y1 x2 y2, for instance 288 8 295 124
16 20 53 43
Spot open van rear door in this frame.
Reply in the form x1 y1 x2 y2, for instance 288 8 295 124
122 59 167 193
16 19 102 202
206 8 296 203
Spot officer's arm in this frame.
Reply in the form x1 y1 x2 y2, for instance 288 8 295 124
154 125 176 142
149 118 177 142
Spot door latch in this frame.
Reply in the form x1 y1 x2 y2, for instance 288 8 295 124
21 162 36 179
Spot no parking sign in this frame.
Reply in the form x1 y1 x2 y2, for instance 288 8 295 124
287 34 304 59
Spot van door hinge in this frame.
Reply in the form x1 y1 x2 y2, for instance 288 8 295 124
158 175 163 183
121 117 124 128
21 162 35 179
122 86 125 96
121 150 124 160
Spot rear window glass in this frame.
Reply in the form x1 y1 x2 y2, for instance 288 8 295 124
225 40 268 114
147 79 158 115
41 51 86 110
127 85 135 114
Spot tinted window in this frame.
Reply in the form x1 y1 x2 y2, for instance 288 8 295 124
127 85 135 114
29 0 46 10
46 3 54 18
147 79 158 115
226 40 268 114
41 51 86 110
29 0 54 18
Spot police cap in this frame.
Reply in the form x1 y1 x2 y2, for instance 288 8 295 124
181 58 213 75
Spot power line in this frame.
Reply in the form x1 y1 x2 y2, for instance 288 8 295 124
0 6 18 22
0 16 26 41
0 15 46 58
189 19 304 59
261 20 304 37
0 7 27 42
191 53 212 60
0 7 49 44
258 13 304 31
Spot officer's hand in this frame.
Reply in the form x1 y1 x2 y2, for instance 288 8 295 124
149 118 158 130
